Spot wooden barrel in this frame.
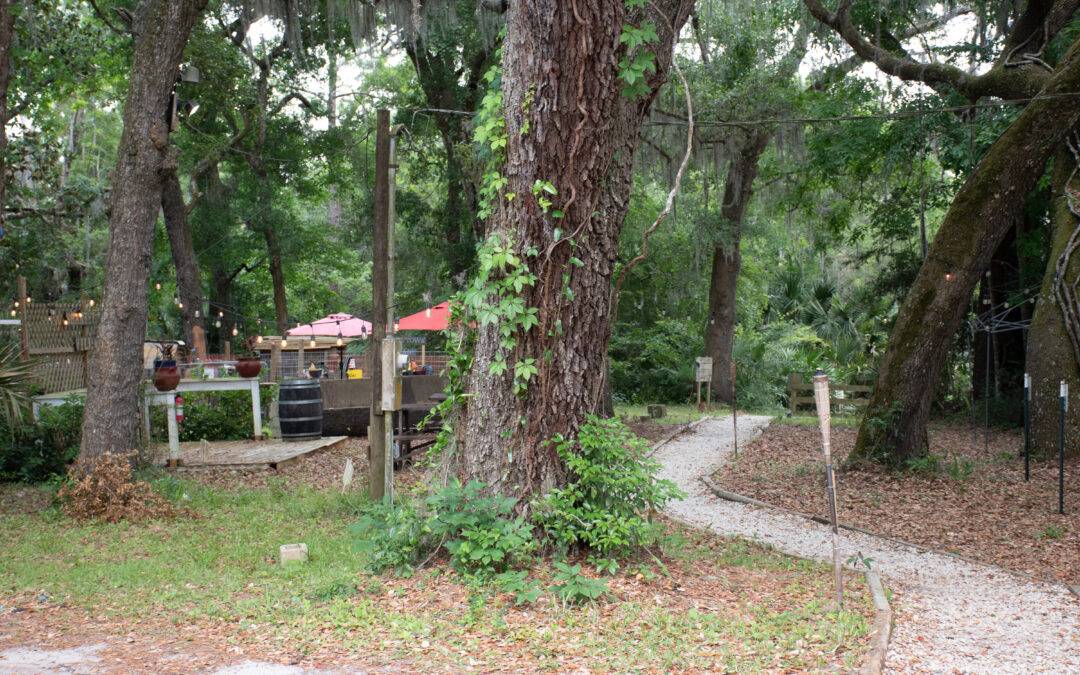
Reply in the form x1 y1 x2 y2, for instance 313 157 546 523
278 379 323 442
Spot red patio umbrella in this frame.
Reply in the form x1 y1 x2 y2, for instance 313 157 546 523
396 302 452 331
287 312 372 337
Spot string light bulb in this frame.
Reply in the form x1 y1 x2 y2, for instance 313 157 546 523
214 319 221 328
62 313 69 327
194 309 200 318
281 338 287 348
178 301 183 309
9 309 15 317
336 321 343 347
256 334 263 344
944 267 953 281
88 299 94 307
309 338 316 348
155 282 161 291
12 300 18 309
232 326 238 336
426 307 432 318
25 296 31 304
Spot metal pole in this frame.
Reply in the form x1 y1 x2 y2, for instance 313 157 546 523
369 109 390 501
1023 373 1030 482
968 323 976 446
813 368 843 611
1060 380 1067 516
984 330 990 455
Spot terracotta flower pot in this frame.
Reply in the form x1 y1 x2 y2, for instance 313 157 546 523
153 361 180 391
235 357 262 378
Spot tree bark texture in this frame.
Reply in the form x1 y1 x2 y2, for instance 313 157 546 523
161 172 206 353
460 0 694 499
80 0 208 459
0 0 15 234
1026 140 1080 457
704 130 771 405
852 35 1080 465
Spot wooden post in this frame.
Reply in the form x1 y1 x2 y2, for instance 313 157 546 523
789 372 801 416
270 342 281 383
421 343 426 366
369 109 390 501
731 361 738 457
297 339 304 376
17 275 27 360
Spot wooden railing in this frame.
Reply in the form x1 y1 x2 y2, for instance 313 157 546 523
788 373 872 415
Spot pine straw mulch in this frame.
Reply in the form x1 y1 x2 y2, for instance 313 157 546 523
710 421 1080 585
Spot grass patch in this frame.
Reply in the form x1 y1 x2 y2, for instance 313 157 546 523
614 403 731 426
0 475 872 672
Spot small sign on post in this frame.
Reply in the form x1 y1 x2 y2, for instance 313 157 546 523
695 357 713 411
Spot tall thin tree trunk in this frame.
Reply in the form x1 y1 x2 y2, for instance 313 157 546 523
460 0 694 499
852 34 1080 465
0 0 15 232
80 0 208 459
161 172 205 352
265 226 288 335
704 130 770 404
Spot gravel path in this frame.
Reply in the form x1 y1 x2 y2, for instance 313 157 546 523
657 415 1080 675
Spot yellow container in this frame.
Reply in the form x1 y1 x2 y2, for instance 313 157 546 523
347 369 363 379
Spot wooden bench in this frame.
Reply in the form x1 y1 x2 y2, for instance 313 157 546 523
788 373 872 415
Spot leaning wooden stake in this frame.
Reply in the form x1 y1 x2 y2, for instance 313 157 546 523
813 368 844 611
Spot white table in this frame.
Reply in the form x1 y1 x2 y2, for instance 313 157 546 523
143 378 263 465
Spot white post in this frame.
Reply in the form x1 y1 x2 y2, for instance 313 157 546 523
250 378 263 440
166 394 180 465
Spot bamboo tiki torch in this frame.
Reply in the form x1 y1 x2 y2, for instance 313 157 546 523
813 368 844 611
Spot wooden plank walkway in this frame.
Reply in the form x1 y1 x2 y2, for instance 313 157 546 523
152 436 348 470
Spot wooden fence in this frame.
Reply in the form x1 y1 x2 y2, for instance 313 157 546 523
20 291 100 395
788 372 872 415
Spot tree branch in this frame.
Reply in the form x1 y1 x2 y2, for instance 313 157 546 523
803 0 1048 100
88 0 132 37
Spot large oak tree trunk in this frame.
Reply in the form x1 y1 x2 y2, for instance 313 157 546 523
704 130 771 404
459 0 694 499
80 0 208 459
161 172 206 352
852 35 1080 465
1026 140 1080 457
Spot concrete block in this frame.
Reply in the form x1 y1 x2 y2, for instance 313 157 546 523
279 543 308 564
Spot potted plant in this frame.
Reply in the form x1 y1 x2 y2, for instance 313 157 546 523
152 343 181 391
234 336 263 378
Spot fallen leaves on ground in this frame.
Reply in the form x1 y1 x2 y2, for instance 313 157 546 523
712 421 1080 584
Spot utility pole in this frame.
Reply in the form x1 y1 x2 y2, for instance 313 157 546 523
370 109 390 500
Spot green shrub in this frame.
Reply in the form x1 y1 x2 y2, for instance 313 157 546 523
0 398 83 483
427 479 536 578
610 319 700 404
348 496 431 574
149 390 256 442
534 415 684 556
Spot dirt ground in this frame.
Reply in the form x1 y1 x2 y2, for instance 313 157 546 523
1 433 873 674
710 421 1080 585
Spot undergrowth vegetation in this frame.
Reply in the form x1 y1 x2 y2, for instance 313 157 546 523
350 415 682 604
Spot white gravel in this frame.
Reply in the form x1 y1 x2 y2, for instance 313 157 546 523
656 415 1080 675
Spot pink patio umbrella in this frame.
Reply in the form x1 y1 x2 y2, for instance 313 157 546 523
286 312 372 337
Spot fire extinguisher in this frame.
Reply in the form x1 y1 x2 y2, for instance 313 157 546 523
175 394 184 423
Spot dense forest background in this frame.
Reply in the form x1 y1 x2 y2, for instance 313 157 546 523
3 0 1078 459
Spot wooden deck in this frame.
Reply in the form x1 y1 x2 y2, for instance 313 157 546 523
152 436 348 469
